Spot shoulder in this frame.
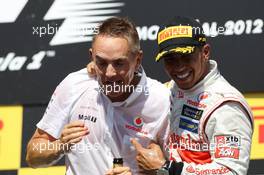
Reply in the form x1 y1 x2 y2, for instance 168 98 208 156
57 68 98 93
209 74 242 97
207 102 253 134
141 77 170 117
50 68 98 104
204 75 253 126
62 68 96 86
145 77 170 100
145 77 170 93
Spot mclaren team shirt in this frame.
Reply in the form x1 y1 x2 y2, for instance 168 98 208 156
37 67 170 175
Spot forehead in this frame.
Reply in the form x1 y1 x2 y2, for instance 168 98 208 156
92 35 130 60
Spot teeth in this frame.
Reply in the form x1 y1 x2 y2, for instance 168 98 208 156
177 72 190 79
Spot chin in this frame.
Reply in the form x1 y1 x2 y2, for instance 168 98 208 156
176 81 194 90
173 76 195 89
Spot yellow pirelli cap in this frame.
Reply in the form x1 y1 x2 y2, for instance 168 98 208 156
155 16 206 62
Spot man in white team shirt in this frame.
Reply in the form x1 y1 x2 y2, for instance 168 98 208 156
26 17 170 175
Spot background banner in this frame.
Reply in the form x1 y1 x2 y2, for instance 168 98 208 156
0 0 263 104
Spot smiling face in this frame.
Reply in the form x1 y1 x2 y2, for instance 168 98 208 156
90 35 142 101
163 44 210 90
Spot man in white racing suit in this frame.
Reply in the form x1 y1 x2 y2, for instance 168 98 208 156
132 16 253 175
26 17 170 175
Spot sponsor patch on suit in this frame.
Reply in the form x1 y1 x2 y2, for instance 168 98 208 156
179 117 198 133
181 104 203 120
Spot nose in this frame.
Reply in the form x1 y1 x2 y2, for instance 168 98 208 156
105 64 117 78
165 58 186 72
173 58 186 70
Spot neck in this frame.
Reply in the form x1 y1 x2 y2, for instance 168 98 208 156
202 61 210 79
196 61 210 86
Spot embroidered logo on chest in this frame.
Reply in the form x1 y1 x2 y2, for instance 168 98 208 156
179 117 199 133
181 104 203 120
125 116 148 135
78 114 97 123
133 116 144 127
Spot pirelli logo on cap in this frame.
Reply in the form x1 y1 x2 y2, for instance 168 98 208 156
158 26 192 44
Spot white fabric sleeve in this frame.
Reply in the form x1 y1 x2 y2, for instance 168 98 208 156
156 108 170 151
152 85 171 151
36 76 75 139
180 102 253 175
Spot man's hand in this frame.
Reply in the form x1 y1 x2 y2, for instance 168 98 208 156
59 120 89 152
131 138 165 170
86 61 96 76
105 166 132 175
26 122 88 168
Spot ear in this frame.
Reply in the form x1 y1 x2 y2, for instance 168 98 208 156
89 48 94 62
202 44 210 61
135 50 143 70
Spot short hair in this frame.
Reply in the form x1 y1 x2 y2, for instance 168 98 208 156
92 17 140 54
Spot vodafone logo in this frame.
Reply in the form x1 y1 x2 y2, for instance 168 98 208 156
125 116 147 135
186 165 195 173
197 91 210 102
133 117 144 127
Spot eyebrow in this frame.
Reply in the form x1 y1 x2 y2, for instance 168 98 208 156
95 55 128 61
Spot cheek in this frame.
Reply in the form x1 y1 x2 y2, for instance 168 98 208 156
164 64 174 75
94 66 103 76
94 67 107 82
192 60 203 79
124 68 134 79
122 67 135 82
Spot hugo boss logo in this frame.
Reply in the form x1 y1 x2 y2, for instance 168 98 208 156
78 114 97 123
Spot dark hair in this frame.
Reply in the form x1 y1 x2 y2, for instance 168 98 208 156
92 17 140 54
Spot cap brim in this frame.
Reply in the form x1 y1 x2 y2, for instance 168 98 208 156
155 46 196 62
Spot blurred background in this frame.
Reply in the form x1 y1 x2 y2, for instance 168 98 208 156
0 0 263 174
